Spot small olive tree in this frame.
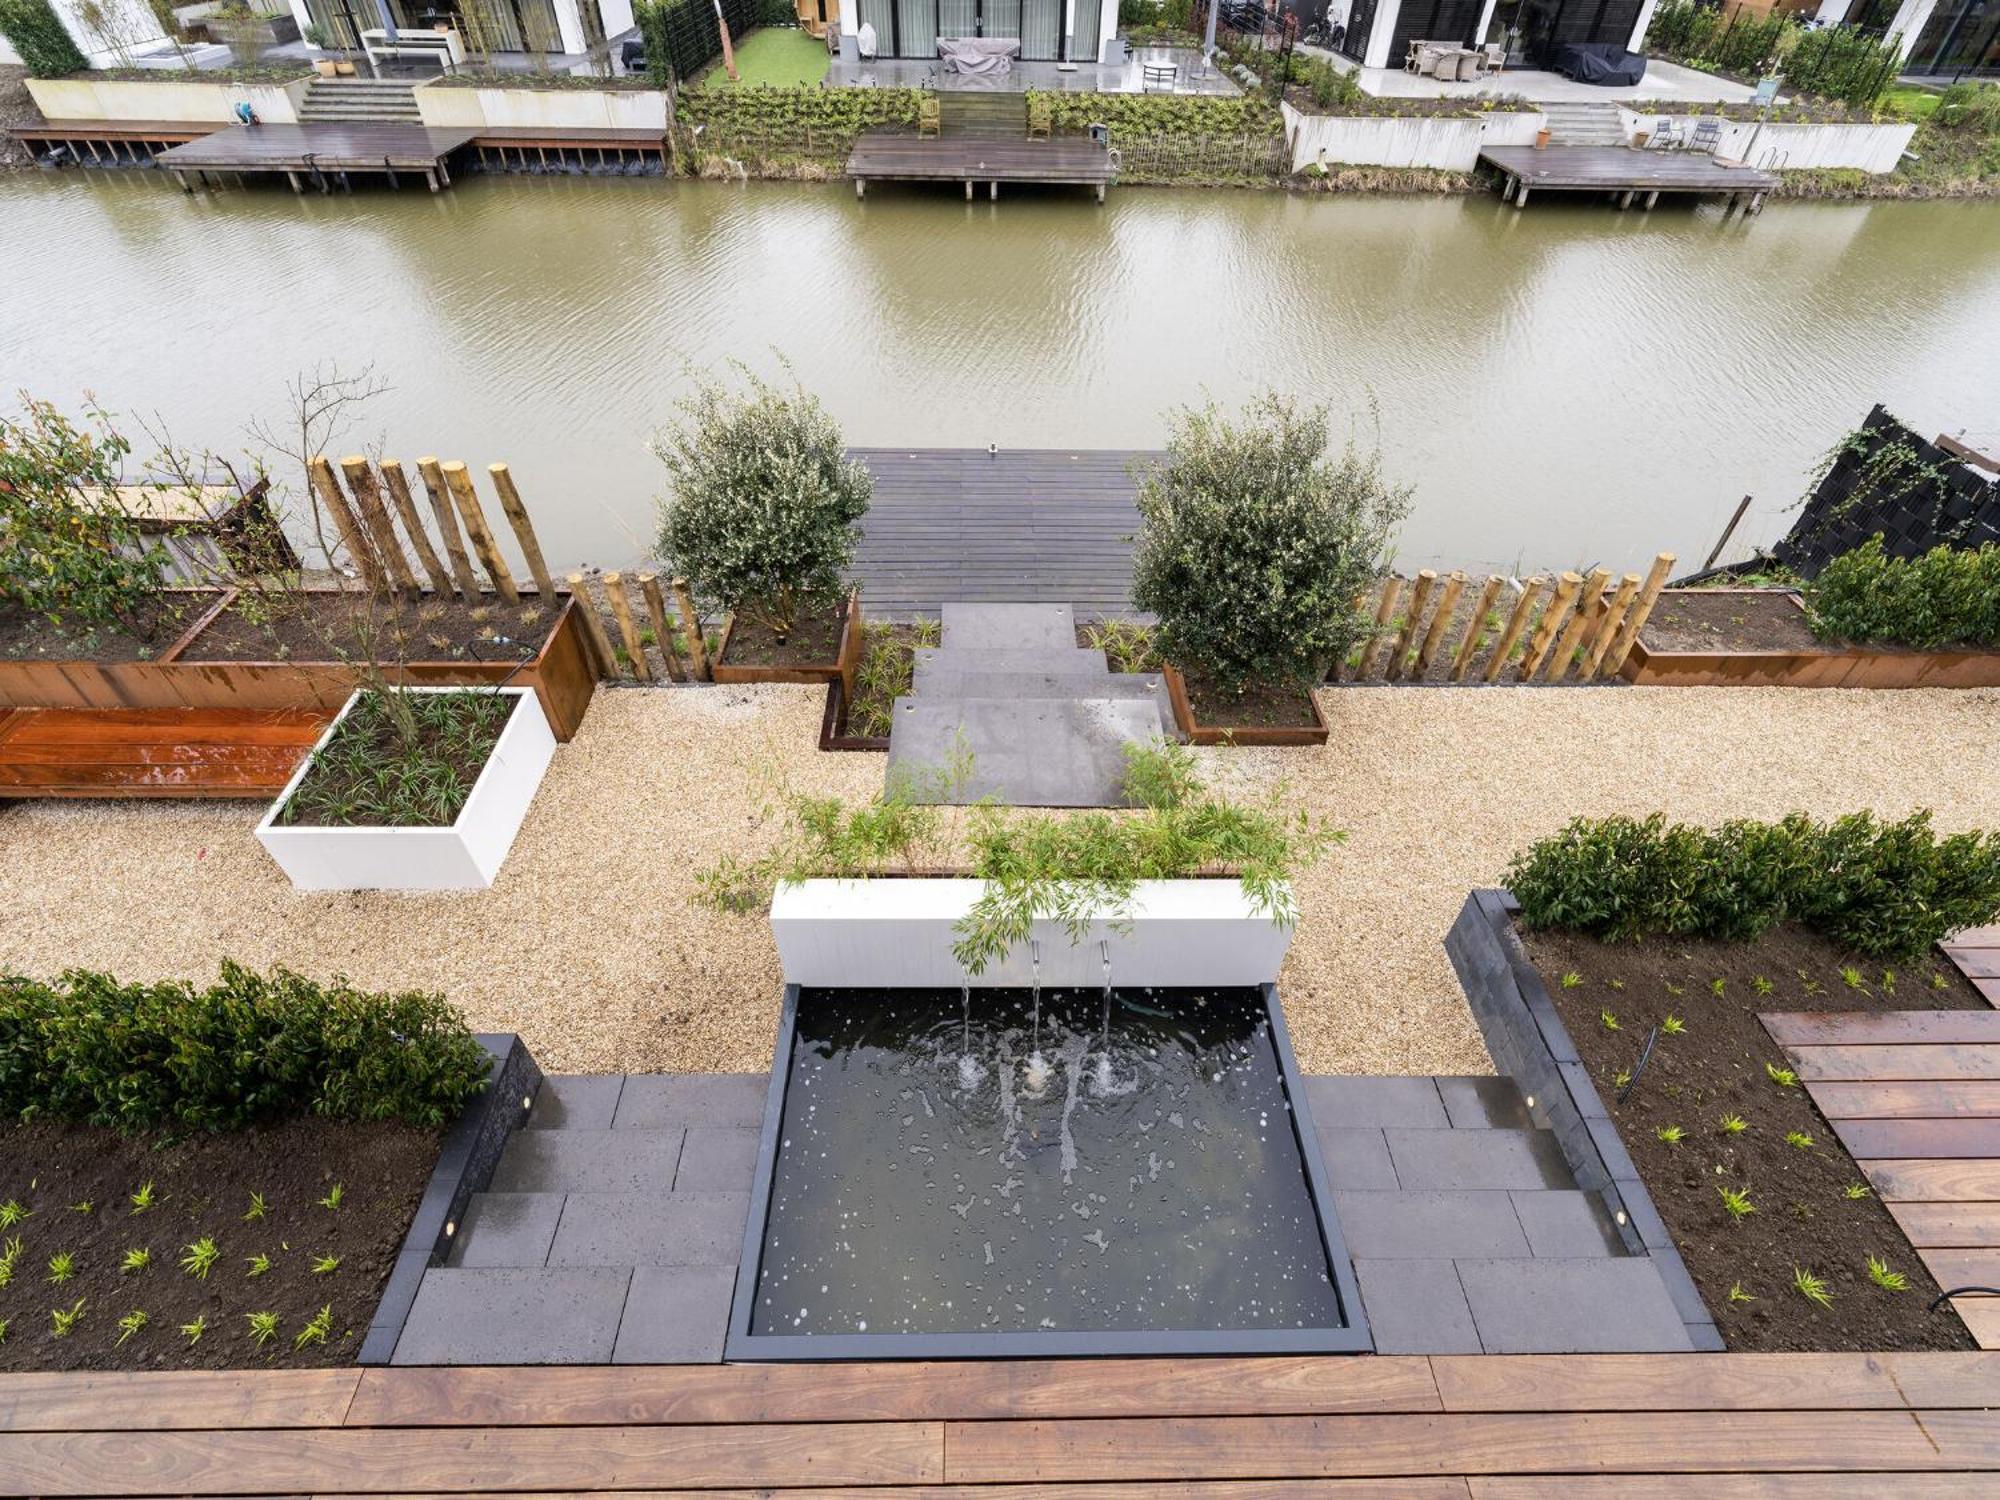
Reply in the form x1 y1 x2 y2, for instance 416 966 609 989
1130 394 1410 692
652 370 871 637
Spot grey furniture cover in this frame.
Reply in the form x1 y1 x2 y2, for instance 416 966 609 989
939 36 1021 75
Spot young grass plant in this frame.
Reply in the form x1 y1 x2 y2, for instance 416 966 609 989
1786 1130 1815 1150
0 1200 29 1229
295 1304 334 1350
245 1253 272 1278
50 1298 86 1337
116 1309 148 1345
318 1184 344 1212
128 1181 156 1214
46 1250 75 1284
180 1238 220 1279
1661 1014 1686 1036
246 1310 281 1347
1766 1063 1800 1090
1719 1114 1749 1135
180 1313 208 1346
120 1247 150 1273
244 1192 269 1222
1720 1186 1757 1220
1792 1265 1834 1308
1656 1124 1686 1145
311 1254 340 1275
1867 1255 1910 1292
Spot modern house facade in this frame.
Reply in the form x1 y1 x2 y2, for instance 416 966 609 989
283 0 636 60
1331 0 1658 72
1818 0 2000 77
837 0 1118 63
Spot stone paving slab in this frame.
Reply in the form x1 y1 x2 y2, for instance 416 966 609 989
1303 1076 1449 1129
612 1265 737 1363
1454 1257 1695 1353
941 602 1077 650
1382 1126 1572 1190
1331 1189 1533 1260
1507 1189 1626 1258
911 646 1110 684
611 1074 767 1130
449 1191 565 1269
1353 1259 1481 1354
888 697 1164 808
393 1267 632 1365
1436 1075 1536 1130
1313 1126 1401 1190
674 1126 761 1191
548 1191 750 1268
527 1075 624 1131
490 1128 685 1194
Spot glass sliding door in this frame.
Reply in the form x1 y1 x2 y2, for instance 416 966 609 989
1908 0 2000 77
1019 0 1060 58
1070 0 1101 60
939 0 975 38
898 0 938 53
858 0 895 52
984 0 1022 40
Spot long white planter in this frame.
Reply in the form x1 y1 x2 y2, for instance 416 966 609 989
770 878 1295 989
26 75 310 124
1281 101 1545 174
257 687 556 892
413 82 670 132
1616 108 1917 174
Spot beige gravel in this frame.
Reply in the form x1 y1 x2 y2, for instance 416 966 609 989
1 684 1996 1077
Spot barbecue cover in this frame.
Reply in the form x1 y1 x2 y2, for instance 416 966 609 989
1556 43 1646 86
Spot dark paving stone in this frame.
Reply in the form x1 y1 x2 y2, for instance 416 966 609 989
1455 1257 1695 1353
673 1126 761 1191
449 1192 565 1269
1382 1127 1574 1191
489 1129 684 1194
941 602 1076 650
1331 1189 1532 1260
1353 1259 1481 1354
1508 1190 1626 1258
1314 1126 1400 1190
1302 1076 1447 1129
612 1265 737 1363
612 1074 767 1130
1436 1075 1534 1130
392 1267 631 1365
548 1191 750 1268
888 697 1164 809
528 1075 624 1131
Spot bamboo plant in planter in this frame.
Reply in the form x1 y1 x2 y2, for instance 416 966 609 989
1131 393 1410 746
651 368 871 684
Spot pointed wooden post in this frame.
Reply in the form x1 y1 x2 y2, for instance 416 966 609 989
604 571 651 683
639 573 686 682
1452 575 1505 682
307 454 379 589
565 572 617 679
338 456 417 597
1521 572 1582 680
1385 569 1436 683
1484 576 1545 683
1415 570 1465 678
441 461 519 603
673 577 712 681
379 459 452 596
487 463 556 600
1602 552 1677 676
1549 567 1612 681
1581 572 1642 678
1355 575 1402 680
417 457 479 598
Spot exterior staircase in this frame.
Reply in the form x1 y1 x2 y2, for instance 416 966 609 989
297 77 423 125
1537 100 1628 147
936 90 1027 139
885 603 1177 808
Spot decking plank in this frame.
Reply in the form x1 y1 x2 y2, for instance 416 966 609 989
318 1485 1470 1500
1469 1477 2000 1498
1430 1353 1908 1411
1834 1118 2000 1159
1862 1158 2000 1201
1889 1202 2000 1246
1480 145 1778 193
1808 1081 2000 1119
157 123 476 174
1951 951 2000 979
1791 1045 2000 1082
0 1369 360 1433
1766 1012 2000 1047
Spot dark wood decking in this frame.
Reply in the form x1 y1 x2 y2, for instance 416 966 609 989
4 1354 2000 1493
0 706 334 798
156 123 479 190
848 131 1114 199
467 126 670 172
847 448 1151 618
1482 145 1779 208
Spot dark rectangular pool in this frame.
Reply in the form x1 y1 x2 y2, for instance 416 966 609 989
725 983 1368 1357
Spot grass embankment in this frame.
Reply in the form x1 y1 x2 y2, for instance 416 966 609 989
1779 82 2000 199
698 25 829 90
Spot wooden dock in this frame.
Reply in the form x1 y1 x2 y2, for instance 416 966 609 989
467 126 669 175
1481 145 1780 211
155 122 479 192
847 131 1115 200
12 118 217 168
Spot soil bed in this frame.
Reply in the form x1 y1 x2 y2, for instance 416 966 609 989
0 593 217 663
0 1118 439 1370
1180 669 1321 729
720 607 846 668
182 591 557 664
1524 922 1985 1353
277 689 513 827
1642 591 1824 654
846 620 938 740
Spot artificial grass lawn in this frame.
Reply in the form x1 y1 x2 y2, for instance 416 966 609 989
1880 84 1942 122
698 25 829 90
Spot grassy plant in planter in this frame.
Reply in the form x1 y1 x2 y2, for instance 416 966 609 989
275 689 513 829
652 368 870 669
1130 394 1408 739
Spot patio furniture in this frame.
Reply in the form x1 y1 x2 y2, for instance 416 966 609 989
1416 44 1449 76
359 27 463 71
1448 50 1485 81
1689 118 1722 154
1482 42 1506 74
1142 61 1178 90
918 94 941 138
1552 40 1646 86
938 36 1020 77
1649 117 1684 150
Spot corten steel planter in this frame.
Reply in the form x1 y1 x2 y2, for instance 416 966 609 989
712 592 863 690
1162 662 1330 747
1621 589 2000 689
817 676 889 752
0 590 598 741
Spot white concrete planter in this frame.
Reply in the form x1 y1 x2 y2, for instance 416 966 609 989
1615 108 1917 174
1281 102 1545 173
770 877 1296 989
413 82 670 132
27 75 310 123
257 687 555 892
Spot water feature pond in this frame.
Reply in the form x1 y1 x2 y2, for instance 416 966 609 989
728 983 1367 1357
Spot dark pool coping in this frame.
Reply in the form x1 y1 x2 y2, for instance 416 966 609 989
358 1032 543 1366
1445 890 1724 1352
724 982 1373 1359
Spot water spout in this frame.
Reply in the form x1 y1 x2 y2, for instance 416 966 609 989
1024 940 1048 1097
957 967 984 1090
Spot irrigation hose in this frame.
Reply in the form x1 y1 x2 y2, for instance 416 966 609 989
1930 1286 2000 1312
1616 1024 1660 1105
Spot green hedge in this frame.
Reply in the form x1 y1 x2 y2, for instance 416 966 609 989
677 85 922 167
1808 537 2000 649
1035 90 1282 139
1508 811 2000 958
0 963 492 1132
0 0 87 77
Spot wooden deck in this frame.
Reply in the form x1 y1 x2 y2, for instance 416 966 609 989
1481 146 1780 210
3 1354 1999 1493
155 123 480 192
467 126 670 173
12 118 218 168
0 706 333 798
847 131 1115 200
847 448 1150 617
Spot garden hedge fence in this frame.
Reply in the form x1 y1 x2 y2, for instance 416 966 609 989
677 85 923 171
0 0 88 77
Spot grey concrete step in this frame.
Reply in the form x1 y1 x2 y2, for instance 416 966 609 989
908 672 1172 733
548 1191 749 1268
941 601 1076 650
490 1128 684 1194
1381 1126 1572 1190
393 1263 736 1364
887 696 1167 808
912 645 1110 685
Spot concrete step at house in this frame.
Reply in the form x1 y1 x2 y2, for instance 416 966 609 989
937 90 1027 139
912 645 1112 687
887 696 1168 806
942 601 1076 650
1538 100 1627 146
299 78 422 123
909 671 1174 727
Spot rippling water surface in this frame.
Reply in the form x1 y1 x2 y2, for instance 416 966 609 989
3 174 1997 574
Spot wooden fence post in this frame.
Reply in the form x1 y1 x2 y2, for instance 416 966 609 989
1452 575 1505 682
1484 576 1545 683
565 572 617 679
307 454 379 590
378 459 453 597
605 571 652 683
1602 552 1677 676
1521 571 1582 680
338 456 418 597
416 457 479 598
487 463 557 601
1581 572 1642 678
673 577 712 681
1353 576 1402 680
638 572 686 682
442 461 520 603
1385 570 1437 683
1548 567 1612 681
1415 570 1465 678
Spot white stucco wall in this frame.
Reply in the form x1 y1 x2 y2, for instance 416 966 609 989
50 0 168 67
1282 100 1545 171
413 81 669 129
0 29 23 65
27 73 309 121
1617 107 1918 173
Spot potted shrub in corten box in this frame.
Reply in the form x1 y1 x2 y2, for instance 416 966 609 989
652 369 871 686
1131 393 1409 746
257 684 555 891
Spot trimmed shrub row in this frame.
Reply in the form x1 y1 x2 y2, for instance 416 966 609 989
1809 537 2000 650
1508 811 2000 958
0 963 492 1132
0 0 87 77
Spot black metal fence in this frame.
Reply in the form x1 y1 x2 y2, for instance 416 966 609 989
648 0 765 87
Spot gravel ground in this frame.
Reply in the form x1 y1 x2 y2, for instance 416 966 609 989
1 684 1996 1076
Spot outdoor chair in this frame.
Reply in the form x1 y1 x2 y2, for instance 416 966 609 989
1482 42 1505 74
1450 51 1485 81
918 94 941 138
1689 118 1722 154
1649 117 1683 150
1142 61 1178 90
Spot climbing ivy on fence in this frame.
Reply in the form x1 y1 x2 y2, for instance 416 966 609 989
0 0 88 77
677 86 923 169
1033 90 1283 139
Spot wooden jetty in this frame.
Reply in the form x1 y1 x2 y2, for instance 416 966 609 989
847 131 1114 201
467 126 670 174
12 118 215 167
1481 144 1780 212
155 122 479 193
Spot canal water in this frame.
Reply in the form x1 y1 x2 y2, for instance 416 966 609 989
3 174 1996 578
